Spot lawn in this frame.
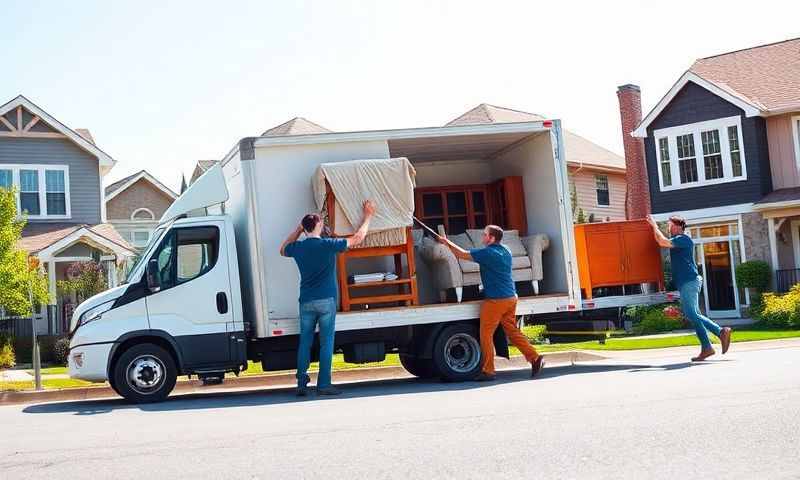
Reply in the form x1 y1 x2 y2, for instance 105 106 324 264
0 378 93 392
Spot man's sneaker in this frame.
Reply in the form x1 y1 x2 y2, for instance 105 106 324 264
691 348 716 362
473 372 496 382
531 355 545 378
296 374 311 397
317 386 342 396
720 327 732 354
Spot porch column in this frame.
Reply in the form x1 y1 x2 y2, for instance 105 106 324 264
47 260 57 305
768 217 779 287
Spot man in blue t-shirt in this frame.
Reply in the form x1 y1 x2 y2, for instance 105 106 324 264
647 214 732 361
280 200 376 396
438 225 544 381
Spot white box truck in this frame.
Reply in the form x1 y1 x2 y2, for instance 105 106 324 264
67 119 674 403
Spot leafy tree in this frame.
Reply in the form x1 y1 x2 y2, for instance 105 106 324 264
57 261 108 303
0 188 49 316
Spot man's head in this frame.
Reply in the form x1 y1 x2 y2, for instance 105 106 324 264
301 213 323 237
481 225 504 246
667 215 687 236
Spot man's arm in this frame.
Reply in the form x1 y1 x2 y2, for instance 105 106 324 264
646 215 674 248
346 200 377 248
437 233 473 261
280 224 304 257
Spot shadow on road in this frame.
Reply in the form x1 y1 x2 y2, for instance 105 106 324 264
21 360 711 415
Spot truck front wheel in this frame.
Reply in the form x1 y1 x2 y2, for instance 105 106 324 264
432 324 482 382
399 354 437 378
112 343 177 404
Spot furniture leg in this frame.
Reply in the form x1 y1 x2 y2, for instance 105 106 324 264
439 290 447 303
532 280 539 295
337 254 351 312
455 287 463 303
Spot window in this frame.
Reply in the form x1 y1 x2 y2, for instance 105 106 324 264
19 169 40 215
0 169 11 190
153 226 219 290
676 134 698 184
701 129 724 180
792 116 800 174
595 175 610 206
131 208 155 221
654 116 747 191
131 230 151 248
45 170 66 215
658 138 672 186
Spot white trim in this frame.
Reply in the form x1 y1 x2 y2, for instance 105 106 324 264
130 207 155 221
53 256 94 262
105 170 178 202
47 261 56 306
792 115 800 177
653 116 747 191
594 174 611 207
753 198 800 210
789 219 800 269
1 164 71 219
0 95 115 167
649 203 754 222
632 72 762 137
768 217 779 270
37 227 135 261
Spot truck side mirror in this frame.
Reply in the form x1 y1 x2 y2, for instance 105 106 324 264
146 259 161 293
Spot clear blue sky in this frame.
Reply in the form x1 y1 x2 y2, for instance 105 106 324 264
3 1 799 191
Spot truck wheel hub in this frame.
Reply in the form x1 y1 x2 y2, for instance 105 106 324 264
444 333 480 373
127 356 164 393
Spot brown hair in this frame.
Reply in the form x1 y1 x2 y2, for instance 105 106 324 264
301 213 321 233
668 215 687 231
485 225 503 243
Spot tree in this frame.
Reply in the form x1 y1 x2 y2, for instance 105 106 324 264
575 208 586 224
0 188 49 316
57 261 108 304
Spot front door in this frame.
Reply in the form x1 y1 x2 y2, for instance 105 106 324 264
696 240 740 318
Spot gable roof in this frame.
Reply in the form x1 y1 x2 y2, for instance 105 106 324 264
105 169 177 202
0 95 115 169
18 222 134 256
190 159 219 184
633 37 800 137
261 117 332 136
446 104 625 171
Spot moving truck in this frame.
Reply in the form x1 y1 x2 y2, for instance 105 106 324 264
67 119 674 403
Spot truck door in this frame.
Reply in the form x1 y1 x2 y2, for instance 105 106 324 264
145 222 234 369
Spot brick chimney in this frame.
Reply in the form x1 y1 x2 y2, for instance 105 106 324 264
617 84 651 219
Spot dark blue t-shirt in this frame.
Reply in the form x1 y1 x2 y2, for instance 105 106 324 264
469 243 517 299
670 234 699 288
284 237 348 303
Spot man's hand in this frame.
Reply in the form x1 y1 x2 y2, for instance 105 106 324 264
437 232 448 245
363 200 376 217
646 215 658 229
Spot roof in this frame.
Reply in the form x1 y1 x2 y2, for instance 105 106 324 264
634 37 800 137
262 117 332 137
18 223 133 255
753 186 800 209
190 160 219 184
105 170 177 202
446 104 624 171
0 95 116 169
74 128 95 144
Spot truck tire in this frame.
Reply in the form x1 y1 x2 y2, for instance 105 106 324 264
432 323 482 382
112 343 177 404
399 354 437 378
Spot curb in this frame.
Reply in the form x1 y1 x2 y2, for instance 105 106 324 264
1 350 602 406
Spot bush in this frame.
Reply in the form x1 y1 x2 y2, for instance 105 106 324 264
735 260 771 293
756 285 800 328
523 324 547 343
626 303 684 335
0 334 15 368
53 337 70 365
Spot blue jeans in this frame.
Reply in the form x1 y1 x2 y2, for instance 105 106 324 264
297 297 337 389
678 276 722 350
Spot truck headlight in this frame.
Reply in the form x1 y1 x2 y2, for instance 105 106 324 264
78 301 115 328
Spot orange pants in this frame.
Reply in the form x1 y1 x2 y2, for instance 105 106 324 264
480 297 539 375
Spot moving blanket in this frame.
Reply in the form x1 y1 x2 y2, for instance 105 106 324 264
313 157 416 248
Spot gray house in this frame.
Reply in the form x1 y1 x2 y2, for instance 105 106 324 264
0 95 135 334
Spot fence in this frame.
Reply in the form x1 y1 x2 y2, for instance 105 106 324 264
0 316 34 338
775 268 800 294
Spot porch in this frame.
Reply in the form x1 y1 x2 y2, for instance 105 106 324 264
754 187 800 294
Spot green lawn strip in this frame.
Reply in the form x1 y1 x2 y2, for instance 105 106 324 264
0 378 93 392
24 366 68 375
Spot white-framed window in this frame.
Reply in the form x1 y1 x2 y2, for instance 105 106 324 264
0 164 71 218
792 115 800 174
595 175 610 206
654 116 747 191
130 230 151 248
131 207 155 221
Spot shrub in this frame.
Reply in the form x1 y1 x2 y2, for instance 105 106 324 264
523 324 547 343
0 334 15 368
626 303 684 335
735 260 771 293
53 336 70 365
756 285 800 328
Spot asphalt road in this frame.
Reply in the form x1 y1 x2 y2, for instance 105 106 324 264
2 344 799 480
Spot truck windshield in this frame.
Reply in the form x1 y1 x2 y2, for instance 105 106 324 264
123 227 166 284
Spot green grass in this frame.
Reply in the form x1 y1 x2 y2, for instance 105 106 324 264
0 378 93 392
25 366 68 375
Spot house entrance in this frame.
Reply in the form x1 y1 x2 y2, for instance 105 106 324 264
688 223 743 318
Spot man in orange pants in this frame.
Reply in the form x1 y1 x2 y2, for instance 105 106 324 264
439 225 545 381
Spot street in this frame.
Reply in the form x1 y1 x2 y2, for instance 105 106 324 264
1 342 799 480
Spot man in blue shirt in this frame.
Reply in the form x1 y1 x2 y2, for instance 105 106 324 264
439 225 544 381
280 200 376 396
647 215 732 361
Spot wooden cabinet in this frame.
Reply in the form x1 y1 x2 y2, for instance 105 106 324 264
490 176 527 235
574 219 664 299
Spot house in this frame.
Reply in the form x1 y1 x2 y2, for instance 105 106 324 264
105 170 178 249
627 37 800 318
0 95 135 334
446 104 627 222
190 160 219 185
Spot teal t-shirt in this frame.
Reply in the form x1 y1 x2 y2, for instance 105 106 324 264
469 243 517 299
284 237 348 303
670 234 699 288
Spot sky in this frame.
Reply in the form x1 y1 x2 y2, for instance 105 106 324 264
3 1 799 192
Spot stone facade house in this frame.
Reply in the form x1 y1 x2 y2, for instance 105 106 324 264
105 170 177 249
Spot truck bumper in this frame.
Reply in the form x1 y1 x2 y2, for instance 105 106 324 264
68 343 114 382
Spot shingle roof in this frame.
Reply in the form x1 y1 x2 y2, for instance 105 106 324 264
754 187 800 206
689 37 800 113
105 170 143 197
196 160 219 171
74 128 95 145
105 170 177 199
261 117 332 136
18 223 133 254
446 104 625 171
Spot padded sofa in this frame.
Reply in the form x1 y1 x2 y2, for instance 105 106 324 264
417 227 550 302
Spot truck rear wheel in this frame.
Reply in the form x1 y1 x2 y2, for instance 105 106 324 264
432 324 482 382
399 354 437 378
112 343 177 404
